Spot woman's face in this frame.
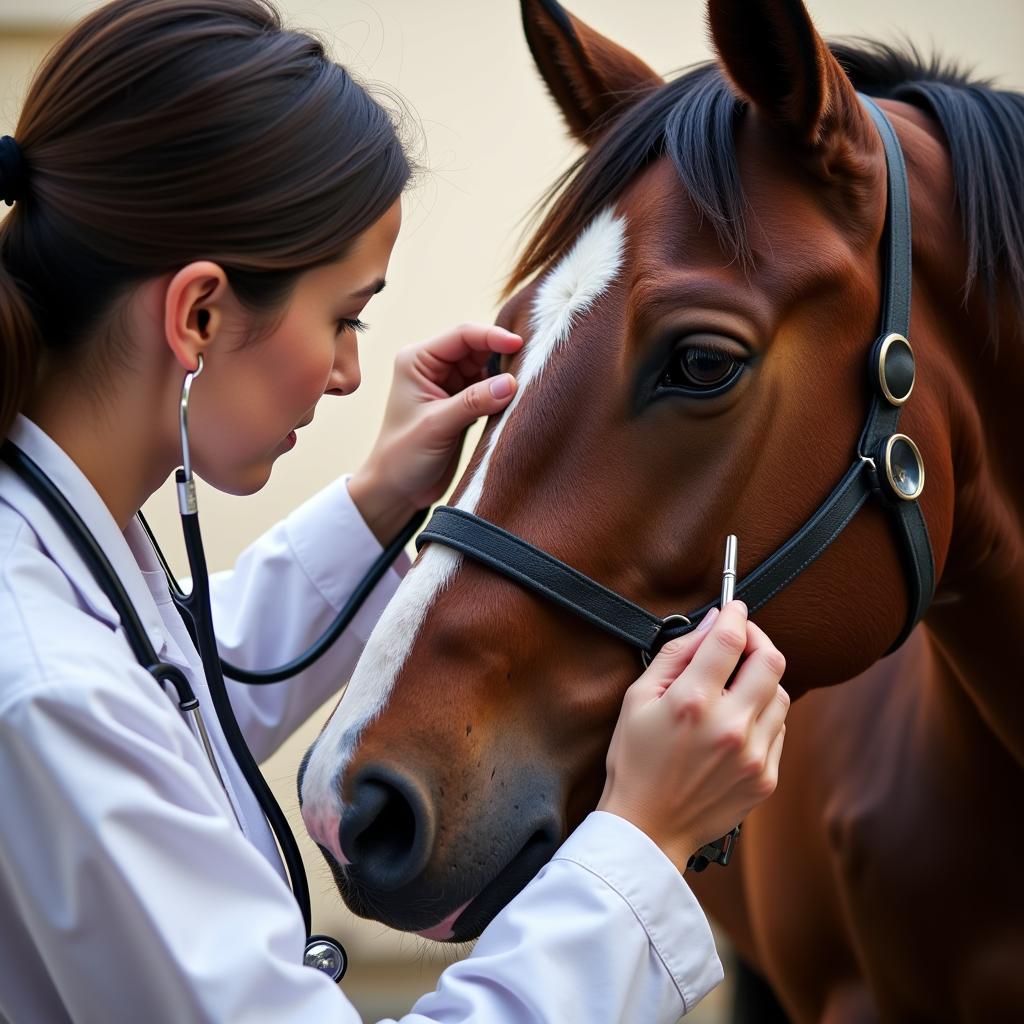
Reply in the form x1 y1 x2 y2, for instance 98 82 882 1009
190 199 402 494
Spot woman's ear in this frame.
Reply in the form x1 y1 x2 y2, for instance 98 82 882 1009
162 261 230 371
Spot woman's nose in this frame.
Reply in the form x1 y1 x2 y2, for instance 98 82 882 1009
327 340 361 396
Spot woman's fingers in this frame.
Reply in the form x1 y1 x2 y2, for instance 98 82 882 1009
665 600 749 707
597 600 789 873
422 373 519 441
728 619 787 712
631 609 720 700
747 683 790 765
457 355 483 379
420 323 524 365
354 323 526 515
762 723 787 795
409 324 524 396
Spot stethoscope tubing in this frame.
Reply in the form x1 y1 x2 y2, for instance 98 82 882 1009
0 440 195 707
0 439 314 919
137 505 426 684
2 435 418 981
1 362 423 984
174 495 317 933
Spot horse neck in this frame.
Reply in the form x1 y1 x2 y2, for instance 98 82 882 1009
922 279 1024 765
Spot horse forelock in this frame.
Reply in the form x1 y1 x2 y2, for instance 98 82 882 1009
299 209 628 851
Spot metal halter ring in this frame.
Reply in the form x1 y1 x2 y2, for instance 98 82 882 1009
641 613 693 668
882 433 925 502
877 332 915 406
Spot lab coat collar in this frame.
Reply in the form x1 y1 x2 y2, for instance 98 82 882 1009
4 414 179 661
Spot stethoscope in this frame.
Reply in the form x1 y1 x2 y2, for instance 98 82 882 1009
0 356 425 983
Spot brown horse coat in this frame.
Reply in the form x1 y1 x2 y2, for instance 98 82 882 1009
303 2 1024 1019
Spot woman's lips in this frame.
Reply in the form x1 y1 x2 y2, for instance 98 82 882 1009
414 900 472 941
283 414 314 451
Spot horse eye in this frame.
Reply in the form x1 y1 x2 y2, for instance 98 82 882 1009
659 342 743 394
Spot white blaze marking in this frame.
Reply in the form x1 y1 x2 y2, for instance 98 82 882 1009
301 209 627 857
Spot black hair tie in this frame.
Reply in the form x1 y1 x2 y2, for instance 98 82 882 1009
0 135 28 207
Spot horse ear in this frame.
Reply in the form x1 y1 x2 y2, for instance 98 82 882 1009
708 0 875 177
521 0 663 142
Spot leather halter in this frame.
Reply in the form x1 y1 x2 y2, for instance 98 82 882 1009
417 96 935 662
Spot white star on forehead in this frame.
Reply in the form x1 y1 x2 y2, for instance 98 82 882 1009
300 209 628 858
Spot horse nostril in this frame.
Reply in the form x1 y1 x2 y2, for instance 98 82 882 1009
339 767 434 891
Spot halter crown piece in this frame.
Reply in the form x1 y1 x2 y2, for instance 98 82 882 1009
0 135 28 207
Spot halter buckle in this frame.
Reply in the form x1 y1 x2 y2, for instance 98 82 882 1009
875 332 916 406
880 433 925 502
688 824 742 872
641 613 693 668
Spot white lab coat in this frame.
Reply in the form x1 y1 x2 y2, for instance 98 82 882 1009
0 414 723 1023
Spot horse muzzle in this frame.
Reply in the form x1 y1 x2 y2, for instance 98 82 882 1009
327 758 561 939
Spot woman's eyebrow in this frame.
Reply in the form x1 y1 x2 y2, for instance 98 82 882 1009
349 279 386 300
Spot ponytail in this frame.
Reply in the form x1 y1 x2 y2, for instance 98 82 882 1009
0 235 41 440
0 0 412 440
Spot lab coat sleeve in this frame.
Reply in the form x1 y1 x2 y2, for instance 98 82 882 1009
0 662 355 1023
208 475 410 762
0 662 719 1021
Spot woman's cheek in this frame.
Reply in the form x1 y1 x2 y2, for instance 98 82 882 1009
264 345 322 422
301 330 335 382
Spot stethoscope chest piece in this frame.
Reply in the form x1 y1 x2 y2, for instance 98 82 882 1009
304 934 348 983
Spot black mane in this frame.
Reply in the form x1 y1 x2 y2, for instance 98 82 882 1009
513 40 1024 337
836 40 1024 331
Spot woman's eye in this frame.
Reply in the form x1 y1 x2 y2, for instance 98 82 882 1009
337 318 369 335
658 342 743 393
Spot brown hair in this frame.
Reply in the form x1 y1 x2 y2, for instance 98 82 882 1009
0 0 412 438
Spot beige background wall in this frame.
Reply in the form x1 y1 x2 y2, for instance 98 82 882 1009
3 1 1023 1018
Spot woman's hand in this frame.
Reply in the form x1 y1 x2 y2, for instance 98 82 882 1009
348 323 523 543
597 601 789 874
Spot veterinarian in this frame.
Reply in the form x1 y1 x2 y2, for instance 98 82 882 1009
0 1 790 1021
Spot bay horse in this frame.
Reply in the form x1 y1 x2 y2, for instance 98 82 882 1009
300 0 1024 1019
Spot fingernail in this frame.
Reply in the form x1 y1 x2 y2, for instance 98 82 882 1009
697 607 720 632
489 374 513 399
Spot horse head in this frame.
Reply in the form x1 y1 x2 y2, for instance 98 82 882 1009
301 0 1023 945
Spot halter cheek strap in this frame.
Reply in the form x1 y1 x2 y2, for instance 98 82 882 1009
417 96 935 661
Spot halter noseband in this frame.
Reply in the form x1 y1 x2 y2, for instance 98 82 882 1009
417 96 935 663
